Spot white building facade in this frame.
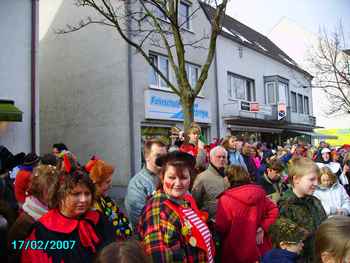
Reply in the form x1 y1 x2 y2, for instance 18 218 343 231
202 4 315 145
0 0 39 154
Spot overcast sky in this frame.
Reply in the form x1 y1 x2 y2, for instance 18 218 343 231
225 0 350 129
226 0 350 39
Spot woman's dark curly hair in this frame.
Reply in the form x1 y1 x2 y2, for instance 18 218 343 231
48 169 96 209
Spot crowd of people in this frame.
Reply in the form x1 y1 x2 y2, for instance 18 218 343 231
1 123 350 263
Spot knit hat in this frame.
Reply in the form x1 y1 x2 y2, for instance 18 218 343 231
23 153 40 166
321 148 331 154
269 217 309 246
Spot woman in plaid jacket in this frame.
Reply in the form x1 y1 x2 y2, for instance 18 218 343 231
137 151 215 263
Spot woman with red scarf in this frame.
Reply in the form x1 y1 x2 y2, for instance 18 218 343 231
137 151 215 263
21 169 113 263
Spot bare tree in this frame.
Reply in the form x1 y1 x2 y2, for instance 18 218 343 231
57 0 229 131
308 23 350 115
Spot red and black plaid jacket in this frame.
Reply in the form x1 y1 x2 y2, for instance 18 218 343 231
137 190 210 263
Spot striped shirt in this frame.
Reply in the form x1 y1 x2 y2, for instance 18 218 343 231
182 207 214 263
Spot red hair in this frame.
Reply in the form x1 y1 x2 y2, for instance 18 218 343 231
89 160 115 184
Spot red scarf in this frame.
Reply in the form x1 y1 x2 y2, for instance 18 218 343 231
39 209 101 252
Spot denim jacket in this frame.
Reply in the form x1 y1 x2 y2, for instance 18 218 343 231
124 167 159 228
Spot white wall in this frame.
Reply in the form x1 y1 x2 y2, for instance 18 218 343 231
40 0 218 187
216 35 313 136
0 0 33 154
40 0 131 186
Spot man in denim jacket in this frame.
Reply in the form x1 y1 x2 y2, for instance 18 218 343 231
124 139 167 228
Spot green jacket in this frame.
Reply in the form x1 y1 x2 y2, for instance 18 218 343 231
278 189 327 263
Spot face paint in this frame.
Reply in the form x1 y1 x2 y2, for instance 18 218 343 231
163 165 191 198
164 181 174 190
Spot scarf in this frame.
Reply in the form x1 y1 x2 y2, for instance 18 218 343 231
209 162 225 177
39 209 101 253
22 196 48 220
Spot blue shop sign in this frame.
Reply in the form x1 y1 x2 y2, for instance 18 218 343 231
145 90 211 123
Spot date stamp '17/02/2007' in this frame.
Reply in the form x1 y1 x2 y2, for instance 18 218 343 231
11 240 76 250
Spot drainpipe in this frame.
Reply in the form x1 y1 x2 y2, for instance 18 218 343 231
214 49 221 138
31 0 38 153
126 0 135 176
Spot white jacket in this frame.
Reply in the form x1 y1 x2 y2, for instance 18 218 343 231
313 182 350 216
339 171 349 185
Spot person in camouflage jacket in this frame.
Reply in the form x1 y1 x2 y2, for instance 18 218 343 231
278 157 327 263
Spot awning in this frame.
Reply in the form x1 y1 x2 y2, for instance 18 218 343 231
228 125 283 133
290 130 338 139
0 100 23 122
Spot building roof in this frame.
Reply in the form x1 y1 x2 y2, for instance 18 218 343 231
199 2 313 79
343 49 350 56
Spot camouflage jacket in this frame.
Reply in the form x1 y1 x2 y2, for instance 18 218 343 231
278 189 327 263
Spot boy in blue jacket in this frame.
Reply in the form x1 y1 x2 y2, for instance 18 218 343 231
262 217 308 263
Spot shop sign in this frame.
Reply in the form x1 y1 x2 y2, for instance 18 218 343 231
145 90 211 123
250 102 259 112
240 101 250 111
278 102 287 120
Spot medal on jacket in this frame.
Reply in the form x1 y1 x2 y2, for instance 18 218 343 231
181 220 198 247
181 219 192 236
189 236 197 247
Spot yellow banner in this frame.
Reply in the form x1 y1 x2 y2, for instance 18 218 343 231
315 128 350 146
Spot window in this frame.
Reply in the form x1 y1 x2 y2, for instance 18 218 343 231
278 83 288 104
179 2 190 30
264 76 289 105
265 82 277 104
186 63 199 89
304 96 310 115
149 53 200 94
228 73 255 101
149 54 170 89
297 94 304 114
291 92 297 112
149 54 158 86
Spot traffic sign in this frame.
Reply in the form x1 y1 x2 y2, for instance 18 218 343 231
278 103 286 120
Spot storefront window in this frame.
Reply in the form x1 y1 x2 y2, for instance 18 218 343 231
230 131 260 144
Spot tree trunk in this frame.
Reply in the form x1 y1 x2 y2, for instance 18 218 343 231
181 95 195 133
